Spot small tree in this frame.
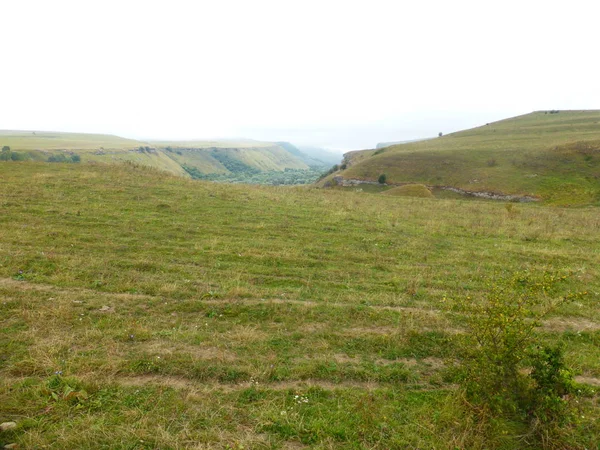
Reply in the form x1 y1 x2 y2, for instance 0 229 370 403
454 271 585 442
438 132 443 137
0 146 11 161
378 173 387 184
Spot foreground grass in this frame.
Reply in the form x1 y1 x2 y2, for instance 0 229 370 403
1 162 599 448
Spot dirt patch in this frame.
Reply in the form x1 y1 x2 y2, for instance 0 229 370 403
136 340 238 362
0 277 154 302
393 357 445 369
202 297 442 315
112 376 382 392
342 326 400 336
542 317 600 332
332 353 361 364
118 375 193 390
574 376 600 387
0 278 443 317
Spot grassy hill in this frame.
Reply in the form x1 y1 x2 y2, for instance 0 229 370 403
160 142 311 174
0 130 144 151
326 110 600 205
0 131 323 183
1 162 599 448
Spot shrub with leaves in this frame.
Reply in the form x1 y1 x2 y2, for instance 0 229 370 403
453 271 585 440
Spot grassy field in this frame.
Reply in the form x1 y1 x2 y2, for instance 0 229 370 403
1 162 600 448
329 110 600 205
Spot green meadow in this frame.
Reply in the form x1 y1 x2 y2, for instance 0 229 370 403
1 162 600 448
330 111 600 206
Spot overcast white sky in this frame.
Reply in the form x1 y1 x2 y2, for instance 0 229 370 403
2 0 599 151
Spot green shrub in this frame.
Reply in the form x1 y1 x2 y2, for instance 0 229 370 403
10 151 27 161
454 271 585 441
48 154 68 163
529 344 575 425
378 174 387 184
0 146 11 161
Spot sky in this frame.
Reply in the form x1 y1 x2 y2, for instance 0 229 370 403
2 0 600 152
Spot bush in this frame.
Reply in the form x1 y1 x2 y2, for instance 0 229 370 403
378 174 387 184
0 146 11 161
454 271 585 442
10 152 27 161
48 154 68 163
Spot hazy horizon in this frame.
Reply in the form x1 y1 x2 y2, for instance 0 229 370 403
0 109 540 154
2 0 599 153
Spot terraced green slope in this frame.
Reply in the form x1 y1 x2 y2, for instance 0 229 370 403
161 145 310 174
329 111 600 205
0 131 315 180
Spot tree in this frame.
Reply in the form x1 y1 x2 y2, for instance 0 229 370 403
378 173 387 184
0 146 11 161
438 132 443 137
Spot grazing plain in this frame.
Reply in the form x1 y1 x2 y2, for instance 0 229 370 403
1 162 599 449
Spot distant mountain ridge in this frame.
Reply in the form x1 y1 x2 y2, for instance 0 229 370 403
0 130 332 182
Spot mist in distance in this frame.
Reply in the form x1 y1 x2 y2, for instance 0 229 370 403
2 0 599 153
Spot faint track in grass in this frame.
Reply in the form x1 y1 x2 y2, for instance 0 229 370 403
0 277 442 315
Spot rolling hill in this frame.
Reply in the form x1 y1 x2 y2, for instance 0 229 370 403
0 131 326 183
323 110 600 205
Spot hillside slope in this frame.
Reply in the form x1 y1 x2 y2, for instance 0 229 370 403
326 111 600 205
0 131 319 181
